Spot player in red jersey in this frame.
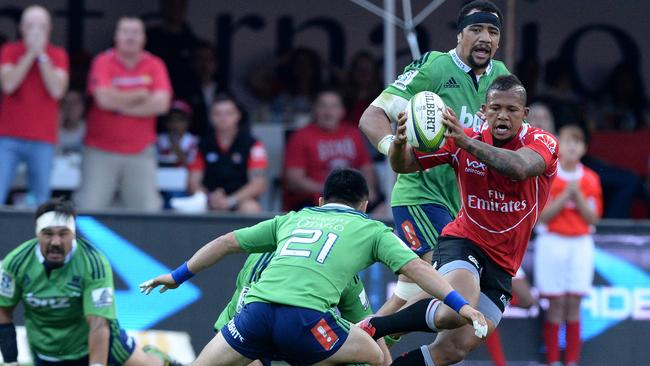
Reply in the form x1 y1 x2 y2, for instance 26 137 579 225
359 75 558 365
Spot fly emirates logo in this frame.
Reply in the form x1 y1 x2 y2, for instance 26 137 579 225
467 190 527 213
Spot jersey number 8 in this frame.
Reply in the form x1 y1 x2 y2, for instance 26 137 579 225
279 229 339 264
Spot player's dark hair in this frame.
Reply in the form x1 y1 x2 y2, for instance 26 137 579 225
457 1 503 30
211 92 251 130
558 124 586 143
316 86 343 98
323 169 369 207
487 74 527 105
34 197 76 221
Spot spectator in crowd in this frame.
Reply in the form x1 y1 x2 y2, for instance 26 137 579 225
157 99 198 209
75 17 171 211
0 5 68 206
537 58 589 132
594 61 649 130
187 94 268 213
58 89 86 154
283 88 377 211
187 40 224 137
157 99 198 167
528 102 556 134
342 51 383 126
146 0 198 99
534 125 603 366
248 47 323 127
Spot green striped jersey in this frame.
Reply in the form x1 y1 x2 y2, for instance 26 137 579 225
0 238 116 360
381 49 510 212
234 203 418 312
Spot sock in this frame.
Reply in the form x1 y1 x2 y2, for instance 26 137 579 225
543 321 560 364
391 348 426 365
565 320 581 364
485 329 507 366
369 298 438 339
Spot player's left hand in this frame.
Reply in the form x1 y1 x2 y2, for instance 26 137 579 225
139 274 179 295
458 304 489 339
394 111 409 147
442 107 471 149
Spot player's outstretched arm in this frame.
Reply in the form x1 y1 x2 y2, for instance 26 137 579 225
442 108 546 180
140 232 244 294
399 259 488 338
388 111 422 173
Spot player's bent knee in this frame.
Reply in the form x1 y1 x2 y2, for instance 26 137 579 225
433 341 470 365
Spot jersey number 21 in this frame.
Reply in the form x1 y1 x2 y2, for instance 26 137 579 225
279 229 339 264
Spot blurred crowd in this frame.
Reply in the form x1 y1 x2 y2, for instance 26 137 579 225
0 1 648 218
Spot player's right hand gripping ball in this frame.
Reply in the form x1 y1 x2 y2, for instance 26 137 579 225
405 91 447 152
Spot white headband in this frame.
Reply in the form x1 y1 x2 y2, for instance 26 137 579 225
35 211 76 235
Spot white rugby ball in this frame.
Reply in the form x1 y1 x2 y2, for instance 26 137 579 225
405 91 446 152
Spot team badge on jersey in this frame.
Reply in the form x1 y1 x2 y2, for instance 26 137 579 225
92 287 114 308
0 270 15 297
310 318 339 350
534 133 557 154
392 70 419 90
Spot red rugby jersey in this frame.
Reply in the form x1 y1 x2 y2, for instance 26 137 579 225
544 163 602 236
416 124 559 275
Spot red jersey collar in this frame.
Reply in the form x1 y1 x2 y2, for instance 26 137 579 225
108 48 146 68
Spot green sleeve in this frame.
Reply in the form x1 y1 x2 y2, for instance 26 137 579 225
214 300 237 331
234 216 282 253
82 252 116 319
374 227 419 273
0 258 21 307
337 275 372 324
383 51 443 100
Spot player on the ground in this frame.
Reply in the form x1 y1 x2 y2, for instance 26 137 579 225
213 252 392 365
140 168 488 366
359 0 509 315
358 75 559 365
534 125 602 366
0 198 178 366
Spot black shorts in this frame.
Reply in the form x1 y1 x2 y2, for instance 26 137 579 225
433 236 512 313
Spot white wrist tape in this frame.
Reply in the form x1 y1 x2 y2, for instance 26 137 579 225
377 134 396 156
394 280 424 300
35 211 75 235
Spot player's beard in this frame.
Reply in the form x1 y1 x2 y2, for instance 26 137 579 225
44 246 65 269
468 53 491 70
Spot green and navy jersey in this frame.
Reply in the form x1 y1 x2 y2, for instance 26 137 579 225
234 204 418 313
213 253 372 330
0 238 116 360
376 49 510 211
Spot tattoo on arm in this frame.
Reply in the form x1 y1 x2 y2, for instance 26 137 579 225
464 139 546 180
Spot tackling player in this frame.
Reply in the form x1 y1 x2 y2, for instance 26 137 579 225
0 198 178 366
359 0 509 315
359 75 559 365
534 125 602 366
213 253 392 365
140 168 488 366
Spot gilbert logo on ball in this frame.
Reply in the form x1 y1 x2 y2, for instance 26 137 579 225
405 91 446 152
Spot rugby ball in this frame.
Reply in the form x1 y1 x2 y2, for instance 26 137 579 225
405 91 446 152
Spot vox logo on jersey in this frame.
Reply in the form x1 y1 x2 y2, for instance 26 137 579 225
465 158 487 176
